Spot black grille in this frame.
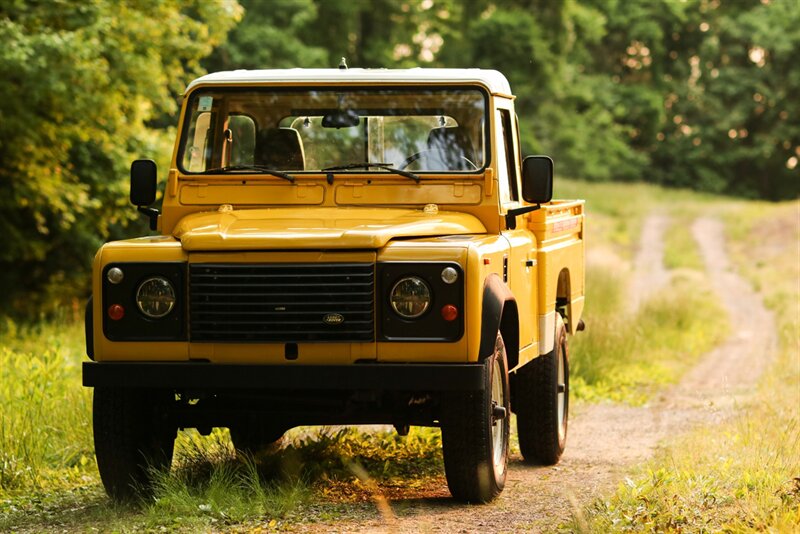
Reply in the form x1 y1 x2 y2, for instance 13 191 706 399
189 263 374 343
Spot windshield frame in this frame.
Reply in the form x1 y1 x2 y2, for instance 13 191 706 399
176 84 492 177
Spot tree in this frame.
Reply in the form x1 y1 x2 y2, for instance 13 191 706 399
203 0 327 71
0 0 241 317
209 0 446 70
658 0 800 199
590 0 799 199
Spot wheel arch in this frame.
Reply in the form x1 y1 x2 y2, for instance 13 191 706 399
555 268 572 331
479 274 520 370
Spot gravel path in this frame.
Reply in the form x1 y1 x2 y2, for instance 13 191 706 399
303 216 777 533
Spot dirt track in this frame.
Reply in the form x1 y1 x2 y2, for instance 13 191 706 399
303 216 777 533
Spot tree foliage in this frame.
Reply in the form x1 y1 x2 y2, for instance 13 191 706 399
0 0 240 316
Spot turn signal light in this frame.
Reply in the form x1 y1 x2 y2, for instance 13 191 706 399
441 304 458 322
108 304 125 321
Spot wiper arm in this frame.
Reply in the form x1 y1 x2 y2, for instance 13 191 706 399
322 162 420 183
198 165 294 183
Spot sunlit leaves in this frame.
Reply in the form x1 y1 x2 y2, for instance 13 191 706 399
0 0 241 316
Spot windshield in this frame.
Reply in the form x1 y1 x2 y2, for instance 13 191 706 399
178 87 488 174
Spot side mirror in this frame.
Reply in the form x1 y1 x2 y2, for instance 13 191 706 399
521 155 553 204
130 159 157 206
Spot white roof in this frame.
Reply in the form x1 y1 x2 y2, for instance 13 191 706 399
185 68 512 95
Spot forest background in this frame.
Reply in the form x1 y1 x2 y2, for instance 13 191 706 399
0 0 797 319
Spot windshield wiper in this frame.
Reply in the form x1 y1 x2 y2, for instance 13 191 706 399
199 165 294 183
322 162 420 183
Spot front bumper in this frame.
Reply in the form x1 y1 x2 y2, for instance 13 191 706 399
82 361 485 391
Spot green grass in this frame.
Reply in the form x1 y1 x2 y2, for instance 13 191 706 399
556 180 655 254
556 179 719 256
663 218 704 270
146 452 311 530
569 269 727 404
0 415 445 531
0 320 93 492
570 199 800 532
572 354 800 532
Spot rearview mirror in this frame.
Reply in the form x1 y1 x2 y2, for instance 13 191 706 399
130 159 157 206
321 109 360 128
521 156 553 204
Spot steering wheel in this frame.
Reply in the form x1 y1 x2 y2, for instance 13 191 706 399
398 149 478 171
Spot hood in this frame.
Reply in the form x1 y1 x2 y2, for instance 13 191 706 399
173 207 486 251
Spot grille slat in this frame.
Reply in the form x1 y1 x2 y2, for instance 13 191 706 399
192 310 372 317
192 273 374 280
189 263 375 343
192 282 372 289
192 319 373 326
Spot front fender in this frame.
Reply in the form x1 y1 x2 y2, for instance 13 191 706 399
85 296 94 361
478 274 518 363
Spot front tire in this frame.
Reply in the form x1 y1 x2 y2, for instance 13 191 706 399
516 314 569 465
441 333 510 503
93 388 176 502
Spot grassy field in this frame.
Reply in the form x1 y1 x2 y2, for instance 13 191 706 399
1 181 797 531
0 320 92 492
568 194 800 532
557 180 727 404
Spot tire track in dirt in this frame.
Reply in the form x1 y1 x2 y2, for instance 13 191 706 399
627 213 672 312
305 216 777 534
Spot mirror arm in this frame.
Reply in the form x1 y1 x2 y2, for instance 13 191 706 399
505 204 541 230
137 206 160 231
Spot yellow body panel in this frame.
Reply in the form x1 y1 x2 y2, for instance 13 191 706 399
526 201 585 333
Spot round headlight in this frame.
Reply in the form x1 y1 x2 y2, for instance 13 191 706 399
390 277 431 319
136 277 176 318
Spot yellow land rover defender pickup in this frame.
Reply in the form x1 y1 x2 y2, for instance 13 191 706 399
83 68 585 503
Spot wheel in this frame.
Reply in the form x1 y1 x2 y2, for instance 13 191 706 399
441 332 510 503
93 388 176 502
398 149 477 171
229 419 284 457
516 313 569 465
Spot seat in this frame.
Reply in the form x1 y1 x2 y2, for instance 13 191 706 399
426 126 476 170
254 127 305 170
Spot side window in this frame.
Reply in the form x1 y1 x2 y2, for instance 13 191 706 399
182 111 213 172
227 115 256 166
499 109 519 202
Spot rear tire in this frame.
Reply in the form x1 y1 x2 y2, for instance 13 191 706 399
229 421 284 457
441 332 510 503
93 388 176 502
516 314 569 465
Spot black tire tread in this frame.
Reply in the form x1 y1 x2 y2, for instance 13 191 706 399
516 316 568 465
441 334 509 503
93 388 174 502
